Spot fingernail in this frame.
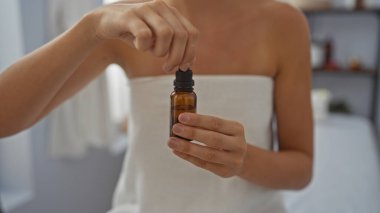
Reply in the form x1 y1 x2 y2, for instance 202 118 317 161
172 124 184 134
170 66 179 73
168 139 177 149
180 63 191 71
179 113 190 123
163 64 172 72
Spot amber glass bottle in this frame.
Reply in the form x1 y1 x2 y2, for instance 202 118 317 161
170 69 197 139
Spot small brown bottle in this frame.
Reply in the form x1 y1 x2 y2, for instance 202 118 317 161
170 69 197 139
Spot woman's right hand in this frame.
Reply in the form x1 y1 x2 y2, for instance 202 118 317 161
89 0 199 72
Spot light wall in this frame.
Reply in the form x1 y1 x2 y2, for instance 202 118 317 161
9 1 125 213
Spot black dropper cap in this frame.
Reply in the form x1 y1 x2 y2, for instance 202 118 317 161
174 69 194 92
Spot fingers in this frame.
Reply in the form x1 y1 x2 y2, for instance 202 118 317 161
100 1 199 72
170 7 199 70
124 15 153 51
132 1 198 72
172 150 234 178
168 137 237 166
133 4 174 56
158 4 198 71
172 123 239 151
169 115 248 179
149 2 189 72
178 113 245 136
149 1 199 72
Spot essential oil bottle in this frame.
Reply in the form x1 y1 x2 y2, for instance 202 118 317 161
170 69 197 139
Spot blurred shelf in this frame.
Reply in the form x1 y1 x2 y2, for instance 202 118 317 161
304 9 380 15
305 7 380 134
313 69 377 76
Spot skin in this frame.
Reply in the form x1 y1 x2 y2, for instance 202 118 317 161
0 0 313 190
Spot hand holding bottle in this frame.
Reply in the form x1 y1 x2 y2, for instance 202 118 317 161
168 113 248 178
89 0 199 72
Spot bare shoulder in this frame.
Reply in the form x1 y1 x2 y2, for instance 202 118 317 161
259 1 309 36
263 1 306 20
255 1 311 74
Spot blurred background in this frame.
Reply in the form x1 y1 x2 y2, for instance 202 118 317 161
0 0 380 213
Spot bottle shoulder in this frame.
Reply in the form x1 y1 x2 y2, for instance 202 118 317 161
170 91 197 101
170 91 197 96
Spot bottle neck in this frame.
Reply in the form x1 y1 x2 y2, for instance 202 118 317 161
173 69 194 92
174 86 194 92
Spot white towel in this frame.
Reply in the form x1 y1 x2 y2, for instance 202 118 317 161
109 75 286 213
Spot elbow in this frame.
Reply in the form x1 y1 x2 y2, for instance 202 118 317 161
0 111 44 138
0 129 19 138
0 119 32 138
0 124 27 138
293 170 312 190
292 156 313 190
0 105 43 138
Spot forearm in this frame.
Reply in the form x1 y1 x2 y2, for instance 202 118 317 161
238 144 313 190
0 14 99 136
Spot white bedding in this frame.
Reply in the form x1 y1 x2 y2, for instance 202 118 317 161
283 115 380 213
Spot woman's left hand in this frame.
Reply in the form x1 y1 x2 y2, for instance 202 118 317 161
168 113 248 178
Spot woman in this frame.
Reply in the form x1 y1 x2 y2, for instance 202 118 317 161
0 0 313 212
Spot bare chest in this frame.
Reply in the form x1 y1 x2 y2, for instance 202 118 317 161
123 21 277 78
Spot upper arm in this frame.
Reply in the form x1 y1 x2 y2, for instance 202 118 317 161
272 4 313 158
33 39 125 122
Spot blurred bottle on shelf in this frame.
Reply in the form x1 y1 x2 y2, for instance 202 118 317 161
348 57 364 71
311 42 325 69
323 39 339 71
355 0 365 9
